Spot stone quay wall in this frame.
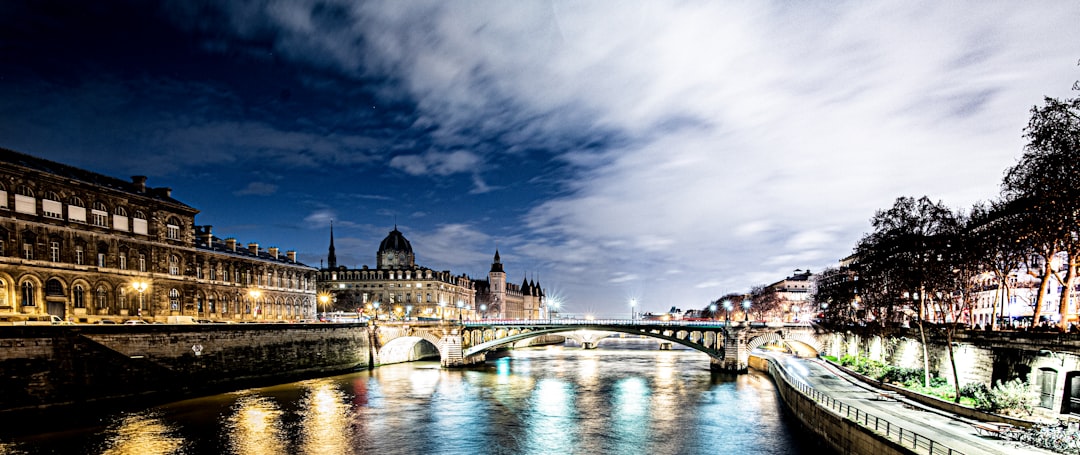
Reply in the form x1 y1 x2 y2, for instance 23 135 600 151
0 324 370 418
751 354 916 455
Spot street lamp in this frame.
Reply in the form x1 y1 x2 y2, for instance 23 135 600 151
456 300 464 322
405 304 413 321
318 293 330 321
630 298 637 322
723 300 733 325
373 301 380 321
742 299 751 322
709 303 717 320
132 281 148 318
549 300 560 323
249 290 261 321
479 304 487 320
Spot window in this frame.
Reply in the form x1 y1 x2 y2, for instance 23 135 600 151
67 196 86 222
169 289 180 311
113 206 129 231
98 253 105 268
138 254 146 272
196 264 203 279
96 286 107 311
119 252 127 270
209 266 216 281
23 241 33 260
50 241 60 262
21 282 35 306
118 288 126 311
166 217 181 240
75 245 84 265
46 279 64 296
14 185 35 214
169 255 180 275
43 192 62 218
132 211 148 235
91 202 108 227
0 183 7 209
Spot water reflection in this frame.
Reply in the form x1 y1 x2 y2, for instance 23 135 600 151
0 341 831 455
98 411 184 455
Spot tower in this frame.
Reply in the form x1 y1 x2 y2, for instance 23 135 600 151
327 221 337 270
489 249 506 318
377 225 415 269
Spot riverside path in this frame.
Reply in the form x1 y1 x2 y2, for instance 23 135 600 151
771 353 1058 455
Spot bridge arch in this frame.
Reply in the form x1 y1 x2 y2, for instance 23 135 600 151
747 331 824 357
378 335 442 365
462 325 728 362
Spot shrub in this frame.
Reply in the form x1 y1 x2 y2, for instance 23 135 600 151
990 378 1037 417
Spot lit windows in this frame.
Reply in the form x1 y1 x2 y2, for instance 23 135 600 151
166 216 181 240
169 255 180 275
75 245 84 265
21 282 35 306
169 289 180 311
119 252 127 270
50 241 60 262
91 202 108 227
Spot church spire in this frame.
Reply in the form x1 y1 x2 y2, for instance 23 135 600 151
327 221 337 270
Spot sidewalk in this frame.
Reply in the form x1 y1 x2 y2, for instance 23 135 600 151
772 354 1060 455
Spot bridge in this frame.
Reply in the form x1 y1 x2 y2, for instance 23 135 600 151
369 319 828 373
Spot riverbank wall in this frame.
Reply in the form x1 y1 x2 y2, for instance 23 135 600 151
0 324 370 420
751 354 916 455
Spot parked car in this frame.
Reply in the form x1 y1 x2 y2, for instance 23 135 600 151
94 319 118 324
123 319 148 325
195 319 213 324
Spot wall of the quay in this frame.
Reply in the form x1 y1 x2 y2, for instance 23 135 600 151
0 324 370 418
817 327 1080 418
751 354 915 455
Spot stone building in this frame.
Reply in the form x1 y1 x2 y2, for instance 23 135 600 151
0 147 318 322
768 269 815 322
317 227 547 320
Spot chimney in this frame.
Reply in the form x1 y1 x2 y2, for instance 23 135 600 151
226 238 237 252
131 176 147 193
286 251 296 262
248 243 259 255
268 247 279 260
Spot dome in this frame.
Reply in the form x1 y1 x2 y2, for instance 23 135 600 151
378 227 413 254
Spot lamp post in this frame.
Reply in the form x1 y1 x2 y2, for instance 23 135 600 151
549 300 560 323
456 300 464 322
630 298 637 322
723 300 733 325
439 300 446 322
479 304 487 320
132 281 148 318
318 294 330 321
709 303 717 321
249 290 261 321
742 299 751 322
373 301 380 322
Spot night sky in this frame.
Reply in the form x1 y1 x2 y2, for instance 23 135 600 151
2 0 1078 317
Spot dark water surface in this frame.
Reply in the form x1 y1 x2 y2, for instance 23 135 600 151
0 339 833 455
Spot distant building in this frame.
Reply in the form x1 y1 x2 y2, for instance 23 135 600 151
0 147 318 322
317 227 546 320
768 269 815 321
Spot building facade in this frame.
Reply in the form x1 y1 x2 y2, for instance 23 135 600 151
317 227 546 320
0 148 318 322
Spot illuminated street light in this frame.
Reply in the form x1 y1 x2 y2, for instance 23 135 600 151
742 299 751 322
709 303 717 320
723 300 733 325
479 304 487 320
249 290 261 321
630 298 637 322
373 301 380 321
318 293 330 320
549 299 560 323
132 281 148 318
456 300 464 322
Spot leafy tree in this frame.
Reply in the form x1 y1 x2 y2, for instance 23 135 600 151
1002 87 1080 329
811 265 859 324
855 196 960 387
967 200 1028 330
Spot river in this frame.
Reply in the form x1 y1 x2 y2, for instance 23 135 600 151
0 338 832 455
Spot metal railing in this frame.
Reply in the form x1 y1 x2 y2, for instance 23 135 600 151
769 359 964 455
462 319 811 329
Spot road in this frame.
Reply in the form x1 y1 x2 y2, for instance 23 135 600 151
772 353 1060 455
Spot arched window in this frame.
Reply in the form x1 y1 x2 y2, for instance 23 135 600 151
166 216 181 240
96 286 107 311
118 287 127 311
73 284 85 308
45 279 64 296
0 278 6 307
132 210 148 235
91 201 108 227
67 196 86 222
14 185 35 214
21 282 35 306
169 289 180 311
42 191 62 218
208 294 216 314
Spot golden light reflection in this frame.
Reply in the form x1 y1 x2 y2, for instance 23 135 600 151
99 411 184 455
298 381 355 455
225 395 287 455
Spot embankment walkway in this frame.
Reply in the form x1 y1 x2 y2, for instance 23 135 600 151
763 353 1060 455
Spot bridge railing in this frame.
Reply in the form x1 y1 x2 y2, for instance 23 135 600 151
768 357 964 455
462 319 811 329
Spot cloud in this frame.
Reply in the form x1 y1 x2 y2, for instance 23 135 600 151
234 181 278 196
389 150 482 176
